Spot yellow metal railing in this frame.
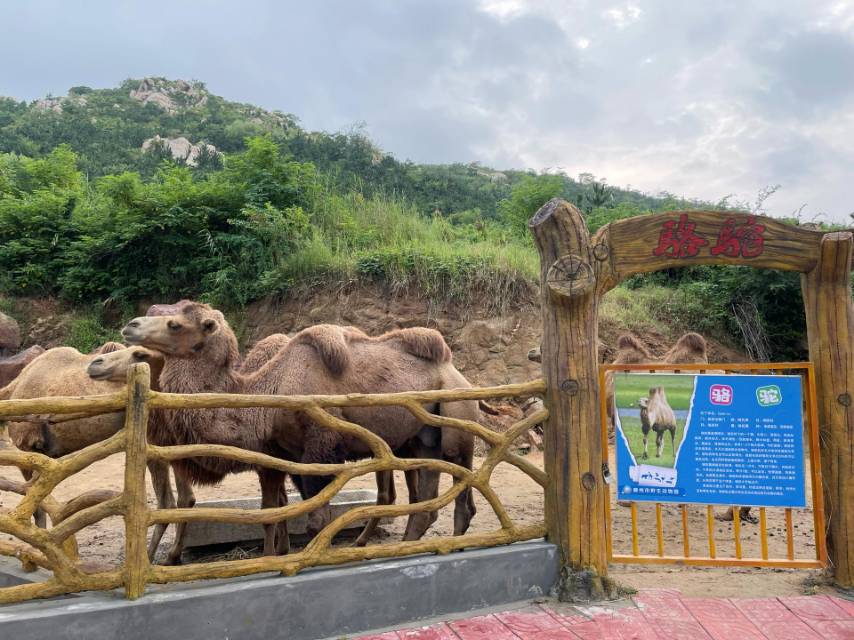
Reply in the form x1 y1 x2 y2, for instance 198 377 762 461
0 363 547 603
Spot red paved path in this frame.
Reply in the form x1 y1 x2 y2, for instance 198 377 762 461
357 590 854 640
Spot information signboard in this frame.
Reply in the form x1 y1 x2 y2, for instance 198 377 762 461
613 373 806 507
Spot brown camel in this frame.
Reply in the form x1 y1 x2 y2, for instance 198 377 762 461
121 302 477 560
82 331 294 563
0 343 165 529
639 386 677 460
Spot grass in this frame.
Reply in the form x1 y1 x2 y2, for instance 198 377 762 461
617 415 686 467
66 313 123 353
265 191 539 312
613 373 696 410
614 373 695 467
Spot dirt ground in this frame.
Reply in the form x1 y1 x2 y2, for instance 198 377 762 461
0 431 832 599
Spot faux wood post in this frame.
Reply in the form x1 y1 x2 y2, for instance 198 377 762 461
801 231 854 587
123 362 151 599
530 199 611 600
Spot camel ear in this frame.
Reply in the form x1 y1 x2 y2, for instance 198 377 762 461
202 319 219 334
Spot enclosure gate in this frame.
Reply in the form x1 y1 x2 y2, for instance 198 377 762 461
598 362 827 569
530 201 853 596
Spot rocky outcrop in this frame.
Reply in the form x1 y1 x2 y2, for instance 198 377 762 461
33 97 64 113
141 135 219 167
129 77 208 114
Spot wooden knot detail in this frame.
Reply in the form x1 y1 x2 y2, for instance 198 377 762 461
547 255 594 298
837 393 852 407
560 379 579 395
592 243 610 261
581 472 596 491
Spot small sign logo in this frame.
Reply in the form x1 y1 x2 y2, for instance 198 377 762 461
757 385 782 407
710 384 733 405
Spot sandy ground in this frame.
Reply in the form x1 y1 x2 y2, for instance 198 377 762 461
0 436 832 598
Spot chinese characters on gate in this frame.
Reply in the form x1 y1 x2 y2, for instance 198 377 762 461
653 214 766 259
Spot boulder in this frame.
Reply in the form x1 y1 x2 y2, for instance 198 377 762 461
0 345 45 388
0 313 21 355
141 135 219 167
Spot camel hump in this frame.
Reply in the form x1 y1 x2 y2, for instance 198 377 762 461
389 328 452 363
665 332 709 364
614 334 652 363
91 342 125 355
616 333 647 353
675 332 707 355
291 325 350 375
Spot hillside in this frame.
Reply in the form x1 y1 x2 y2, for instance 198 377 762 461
0 78 816 361
0 77 706 217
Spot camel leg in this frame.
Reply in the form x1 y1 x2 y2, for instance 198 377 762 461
258 469 289 555
146 459 177 562
656 430 664 458
451 446 476 536
403 468 440 541
642 432 649 460
355 470 396 547
400 427 442 541
164 475 196 565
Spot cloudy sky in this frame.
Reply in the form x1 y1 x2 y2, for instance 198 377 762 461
2 1 853 220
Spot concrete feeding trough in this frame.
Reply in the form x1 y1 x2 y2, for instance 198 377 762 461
182 489 380 549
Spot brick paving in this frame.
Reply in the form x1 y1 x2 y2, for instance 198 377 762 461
356 590 854 640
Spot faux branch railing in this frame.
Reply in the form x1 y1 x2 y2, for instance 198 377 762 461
0 363 547 603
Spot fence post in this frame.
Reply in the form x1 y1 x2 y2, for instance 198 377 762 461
123 362 151 599
801 231 854 587
529 199 612 601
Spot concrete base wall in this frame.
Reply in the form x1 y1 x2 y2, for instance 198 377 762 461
0 541 558 640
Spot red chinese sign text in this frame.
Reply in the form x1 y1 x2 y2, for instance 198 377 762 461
653 214 766 260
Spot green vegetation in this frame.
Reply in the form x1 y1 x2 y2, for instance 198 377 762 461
0 78 833 359
614 373 695 466
618 415 685 467
613 373 696 410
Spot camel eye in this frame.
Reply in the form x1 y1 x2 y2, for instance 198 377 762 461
167 320 181 331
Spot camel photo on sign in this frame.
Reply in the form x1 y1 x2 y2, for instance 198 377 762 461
612 372 807 507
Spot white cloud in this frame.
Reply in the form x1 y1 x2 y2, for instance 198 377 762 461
604 3 643 29
1 0 852 220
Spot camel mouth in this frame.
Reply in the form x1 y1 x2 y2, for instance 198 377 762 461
86 368 112 381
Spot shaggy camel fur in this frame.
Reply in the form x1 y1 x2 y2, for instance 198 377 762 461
121 302 477 559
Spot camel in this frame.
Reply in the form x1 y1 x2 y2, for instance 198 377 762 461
0 343 165 529
121 302 478 560
638 386 677 459
81 331 294 563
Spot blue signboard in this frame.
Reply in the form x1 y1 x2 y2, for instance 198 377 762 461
613 373 806 507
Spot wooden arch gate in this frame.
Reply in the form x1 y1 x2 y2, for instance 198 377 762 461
529 199 853 598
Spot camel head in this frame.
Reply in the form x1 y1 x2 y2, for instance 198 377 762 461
87 346 164 382
121 302 228 357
